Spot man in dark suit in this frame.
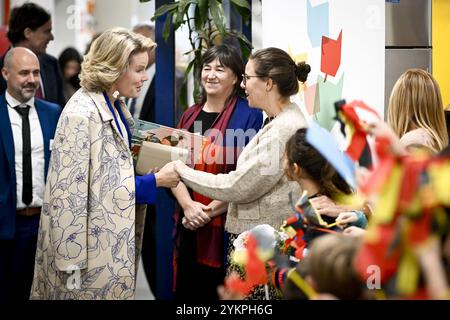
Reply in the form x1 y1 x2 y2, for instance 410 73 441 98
0 47 61 300
0 2 65 107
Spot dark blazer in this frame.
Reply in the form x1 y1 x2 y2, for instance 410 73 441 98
138 77 155 122
0 50 66 107
0 95 61 239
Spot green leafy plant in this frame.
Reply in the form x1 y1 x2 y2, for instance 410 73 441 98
139 0 252 108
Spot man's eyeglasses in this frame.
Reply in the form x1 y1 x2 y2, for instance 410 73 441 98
242 73 264 86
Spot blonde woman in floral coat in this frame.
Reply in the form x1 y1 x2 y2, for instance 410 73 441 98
30 28 180 300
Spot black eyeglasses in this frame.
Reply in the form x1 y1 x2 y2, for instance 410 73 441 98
242 73 264 86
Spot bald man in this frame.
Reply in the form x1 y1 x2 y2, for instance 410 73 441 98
0 47 61 300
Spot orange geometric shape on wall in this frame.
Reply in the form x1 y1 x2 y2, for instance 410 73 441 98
321 30 343 82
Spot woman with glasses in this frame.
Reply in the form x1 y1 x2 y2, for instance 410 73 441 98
173 47 310 299
172 45 263 300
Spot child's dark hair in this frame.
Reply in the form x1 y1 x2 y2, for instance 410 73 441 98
285 128 352 197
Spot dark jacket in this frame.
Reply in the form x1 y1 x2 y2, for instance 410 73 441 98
0 95 61 239
138 77 155 122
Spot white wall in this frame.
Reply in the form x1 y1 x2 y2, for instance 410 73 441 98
52 0 75 56
14 0 155 58
93 0 154 32
50 0 94 58
94 0 133 31
262 0 385 129
251 0 262 50
11 0 54 11
134 0 155 27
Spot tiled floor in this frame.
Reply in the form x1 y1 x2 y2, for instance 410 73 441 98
135 258 155 300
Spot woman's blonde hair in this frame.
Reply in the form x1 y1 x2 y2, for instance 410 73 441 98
80 27 156 92
387 69 448 152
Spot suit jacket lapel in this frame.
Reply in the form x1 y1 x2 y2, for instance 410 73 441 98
0 95 15 177
35 100 51 175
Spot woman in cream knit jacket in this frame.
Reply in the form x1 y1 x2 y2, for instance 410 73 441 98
174 47 310 237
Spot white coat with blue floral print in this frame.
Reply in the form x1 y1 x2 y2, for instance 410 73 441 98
30 88 146 300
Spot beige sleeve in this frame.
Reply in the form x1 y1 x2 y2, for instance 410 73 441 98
178 132 285 204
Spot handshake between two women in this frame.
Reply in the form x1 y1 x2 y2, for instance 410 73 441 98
151 160 225 231
150 160 185 188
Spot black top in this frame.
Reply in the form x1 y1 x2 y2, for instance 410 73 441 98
303 193 338 245
188 109 220 135
263 116 275 127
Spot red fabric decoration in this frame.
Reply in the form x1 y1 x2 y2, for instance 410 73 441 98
225 234 268 296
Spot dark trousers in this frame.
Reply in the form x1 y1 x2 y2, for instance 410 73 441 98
0 214 40 301
174 226 226 301
141 204 157 294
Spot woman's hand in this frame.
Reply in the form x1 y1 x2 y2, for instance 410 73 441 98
309 195 344 218
364 121 407 156
172 159 187 174
336 211 358 228
154 162 180 188
342 226 366 237
182 201 211 230
147 167 159 174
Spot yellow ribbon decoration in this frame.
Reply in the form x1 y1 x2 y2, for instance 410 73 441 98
287 268 317 299
372 164 403 224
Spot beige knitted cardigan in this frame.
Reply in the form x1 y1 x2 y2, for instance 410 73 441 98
177 102 307 234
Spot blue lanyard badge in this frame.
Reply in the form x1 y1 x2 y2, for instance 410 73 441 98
103 91 132 147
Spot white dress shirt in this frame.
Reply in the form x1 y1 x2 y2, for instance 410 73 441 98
6 91 45 209
38 73 45 98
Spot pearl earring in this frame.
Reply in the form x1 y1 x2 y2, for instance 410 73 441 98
113 91 120 99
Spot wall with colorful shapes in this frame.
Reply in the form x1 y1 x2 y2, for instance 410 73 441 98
433 0 450 108
261 0 385 136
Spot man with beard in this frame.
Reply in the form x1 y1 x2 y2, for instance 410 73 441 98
0 47 61 300
0 2 65 106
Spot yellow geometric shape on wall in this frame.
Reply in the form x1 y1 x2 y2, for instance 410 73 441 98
433 0 450 108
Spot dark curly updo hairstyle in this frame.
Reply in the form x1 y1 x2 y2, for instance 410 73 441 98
285 128 352 197
250 47 311 97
